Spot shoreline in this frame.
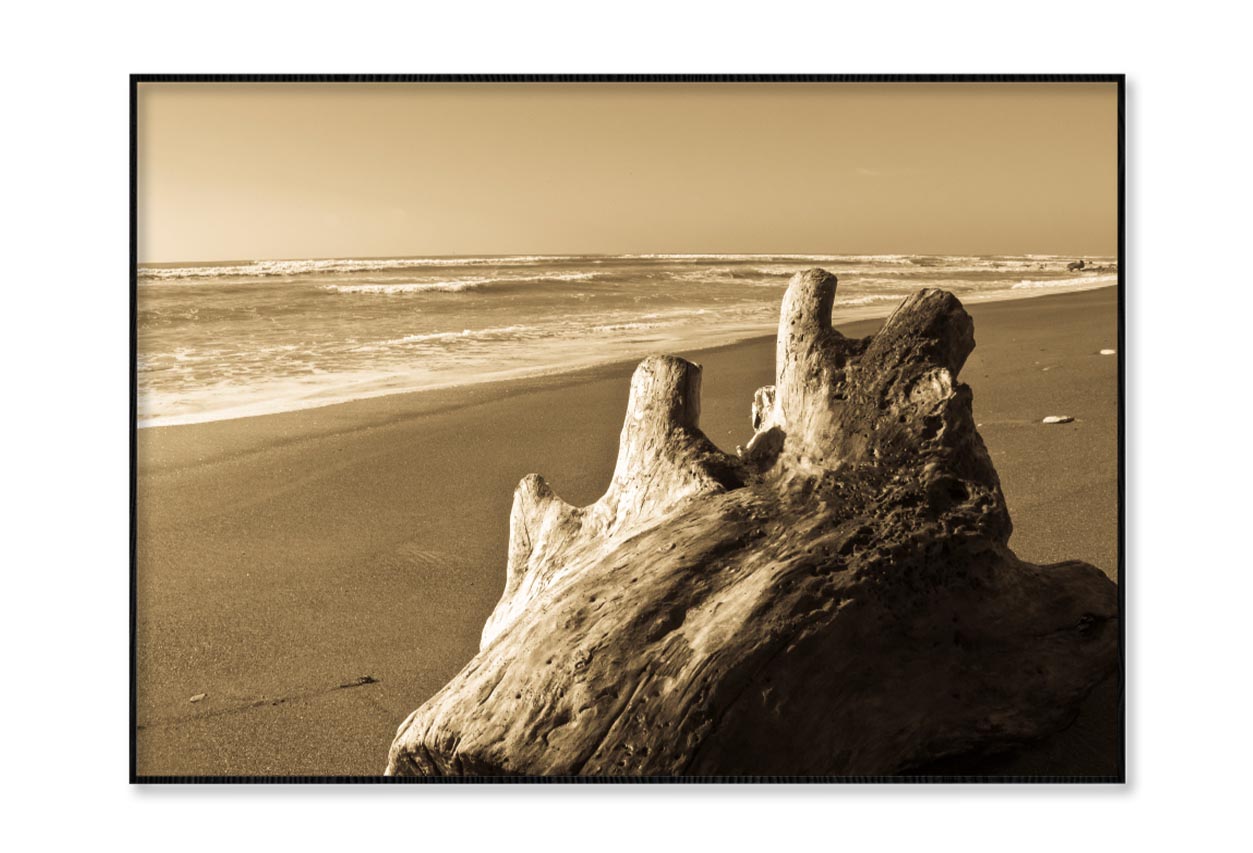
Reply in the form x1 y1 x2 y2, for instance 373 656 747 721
138 281 1117 431
135 286 1120 776
137 280 1117 433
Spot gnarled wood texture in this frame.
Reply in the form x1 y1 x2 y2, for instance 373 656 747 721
386 269 1118 777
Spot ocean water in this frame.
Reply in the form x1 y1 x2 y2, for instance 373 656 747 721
137 254 1117 427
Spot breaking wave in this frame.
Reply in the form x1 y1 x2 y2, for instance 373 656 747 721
325 279 490 294
321 271 602 294
836 294 906 306
138 255 596 280
139 253 1119 281
591 321 670 333
351 325 540 352
1012 273 1119 289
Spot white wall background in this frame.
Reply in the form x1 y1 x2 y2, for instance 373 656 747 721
2 1 1248 849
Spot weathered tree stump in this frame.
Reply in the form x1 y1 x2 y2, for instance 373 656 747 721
386 269 1118 777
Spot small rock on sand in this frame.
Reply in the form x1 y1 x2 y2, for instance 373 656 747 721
1099 349 1116 355
1042 415 1074 425
189 693 207 703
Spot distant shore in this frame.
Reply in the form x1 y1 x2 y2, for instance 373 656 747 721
135 286 1120 777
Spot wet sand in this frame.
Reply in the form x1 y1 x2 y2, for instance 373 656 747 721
135 286 1120 777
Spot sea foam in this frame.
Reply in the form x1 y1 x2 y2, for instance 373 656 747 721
1012 273 1118 289
137 254 1118 427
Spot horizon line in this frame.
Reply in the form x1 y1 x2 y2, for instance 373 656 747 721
138 250 1117 267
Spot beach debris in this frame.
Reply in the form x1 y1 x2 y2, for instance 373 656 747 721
387 270 1118 777
1099 349 1116 355
189 693 207 703
1042 415 1075 424
337 675 379 689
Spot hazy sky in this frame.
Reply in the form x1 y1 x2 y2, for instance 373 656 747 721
137 82 1118 263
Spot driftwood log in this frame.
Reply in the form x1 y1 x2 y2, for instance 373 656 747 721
386 269 1118 776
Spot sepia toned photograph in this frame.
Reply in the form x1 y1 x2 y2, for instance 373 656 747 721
132 76 1123 781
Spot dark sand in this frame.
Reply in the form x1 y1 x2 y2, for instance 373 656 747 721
135 287 1120 777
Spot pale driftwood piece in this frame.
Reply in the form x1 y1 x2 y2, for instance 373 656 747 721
482 355 744 649
386 269 1118 777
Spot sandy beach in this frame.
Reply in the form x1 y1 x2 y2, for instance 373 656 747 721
135 286 1120 777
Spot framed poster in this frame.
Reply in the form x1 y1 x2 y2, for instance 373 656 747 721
132 75 1123 782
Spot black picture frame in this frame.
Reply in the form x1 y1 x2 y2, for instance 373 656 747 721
130 73 1125 784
